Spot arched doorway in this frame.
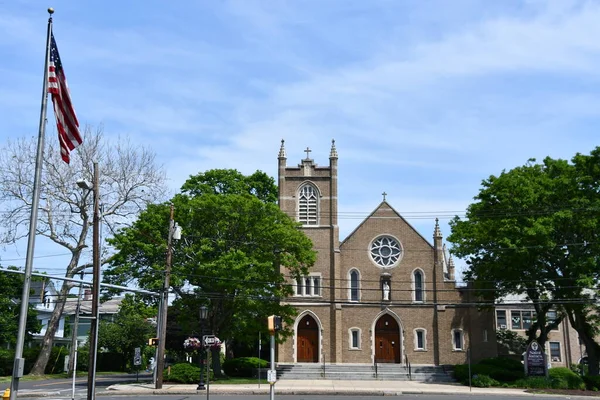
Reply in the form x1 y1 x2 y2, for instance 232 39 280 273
375 314 401 363
297 314 319 362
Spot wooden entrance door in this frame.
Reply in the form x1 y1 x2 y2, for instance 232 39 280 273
375 314 401 363
297 315 319 362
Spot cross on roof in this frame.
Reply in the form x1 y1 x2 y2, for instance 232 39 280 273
304 147 312 159
382 192 387 201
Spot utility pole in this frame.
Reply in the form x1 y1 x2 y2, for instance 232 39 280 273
86 162 100 400
156 204 177 388
68 273 84 375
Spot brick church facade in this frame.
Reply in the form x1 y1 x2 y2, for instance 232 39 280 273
276 140 497 366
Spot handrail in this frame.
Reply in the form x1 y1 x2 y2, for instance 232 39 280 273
404 354 412 381
374 358 378 379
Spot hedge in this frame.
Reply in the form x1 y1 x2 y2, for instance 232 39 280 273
222 357 268 378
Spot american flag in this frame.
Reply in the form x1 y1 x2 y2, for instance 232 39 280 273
48 32 82 164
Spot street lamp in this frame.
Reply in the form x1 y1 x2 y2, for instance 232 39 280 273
77 162 100 400
197 305 208 390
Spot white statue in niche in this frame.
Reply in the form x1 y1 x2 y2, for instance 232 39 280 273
383 281 390 301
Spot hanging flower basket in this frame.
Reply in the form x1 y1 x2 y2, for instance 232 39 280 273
183 337 203 351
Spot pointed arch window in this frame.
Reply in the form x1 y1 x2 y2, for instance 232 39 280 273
350 270 360 302
413 270 424 302
298 184 318 225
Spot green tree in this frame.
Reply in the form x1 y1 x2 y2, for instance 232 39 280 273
97 294 156 371
448 149 600 374
0 266 41 346
105 169 316 351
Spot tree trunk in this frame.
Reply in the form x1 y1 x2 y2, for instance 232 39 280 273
29 280 70 375
566 305 600 376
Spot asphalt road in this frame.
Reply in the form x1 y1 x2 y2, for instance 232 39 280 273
14 395 589 400
4 372 152 398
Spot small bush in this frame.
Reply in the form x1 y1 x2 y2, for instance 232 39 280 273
167 363 200 384
452 359 524 384
515 376 552 389
222 357 268 378
472 374 499 388
583 375 600 391
548 367 585 390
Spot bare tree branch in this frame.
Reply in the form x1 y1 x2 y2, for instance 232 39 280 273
0 125 167 374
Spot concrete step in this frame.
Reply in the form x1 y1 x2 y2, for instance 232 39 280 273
276 363 455 382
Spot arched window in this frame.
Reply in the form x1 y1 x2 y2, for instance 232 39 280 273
350 270 359 302
413 270 424 302
414 328 427 351
298 184 318 225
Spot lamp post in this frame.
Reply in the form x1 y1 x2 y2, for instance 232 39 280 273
77 162 100 400
197 305 208 390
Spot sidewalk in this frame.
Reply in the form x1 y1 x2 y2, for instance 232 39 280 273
103 379 538 396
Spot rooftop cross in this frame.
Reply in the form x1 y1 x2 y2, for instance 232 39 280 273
382 191 387 201
304 147 312 159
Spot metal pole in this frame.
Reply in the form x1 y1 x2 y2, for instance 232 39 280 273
258 331 261 388
71 339 78 400
270 334 275 400
68 276 83 374
197 319 205 390
87 162 100 400
9 10 53 400
156 204 175 388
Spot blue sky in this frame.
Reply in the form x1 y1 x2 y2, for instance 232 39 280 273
1 0 600 279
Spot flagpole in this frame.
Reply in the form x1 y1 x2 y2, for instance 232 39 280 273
9 8 54 400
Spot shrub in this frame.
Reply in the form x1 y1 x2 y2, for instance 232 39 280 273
548 367 585 390
583 375 600 391
515 377 552 389
472 374 499 388
222 357 268 378
452 358 524 384
166 363 200 384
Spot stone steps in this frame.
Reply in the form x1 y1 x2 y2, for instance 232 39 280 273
276 363 455 382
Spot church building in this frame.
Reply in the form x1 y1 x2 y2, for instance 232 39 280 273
277 140 497 366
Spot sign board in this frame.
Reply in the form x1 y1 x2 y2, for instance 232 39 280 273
267 369 277 383
525 341 547 377
133 347 142 366
203 335 218 346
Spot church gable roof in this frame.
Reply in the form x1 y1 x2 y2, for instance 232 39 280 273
340 201 434 250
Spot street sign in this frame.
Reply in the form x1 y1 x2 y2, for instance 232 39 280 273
203 335 219 346
267 369 277 383
133 347 142 366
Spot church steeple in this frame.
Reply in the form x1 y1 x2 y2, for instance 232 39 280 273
278 139 286 159
434 218 442 238
329 139 338 159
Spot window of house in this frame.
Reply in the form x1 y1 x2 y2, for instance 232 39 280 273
550 342 561 362
295 274 321 297
511 310 535 330
414 329 426 351
350 270 359 302
313 277 320 296
452 329 464 351
296 277 303 296
414 270 424 302
496 310 507 329
349 329 360 349
547 310 559 331
298 185 318 225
